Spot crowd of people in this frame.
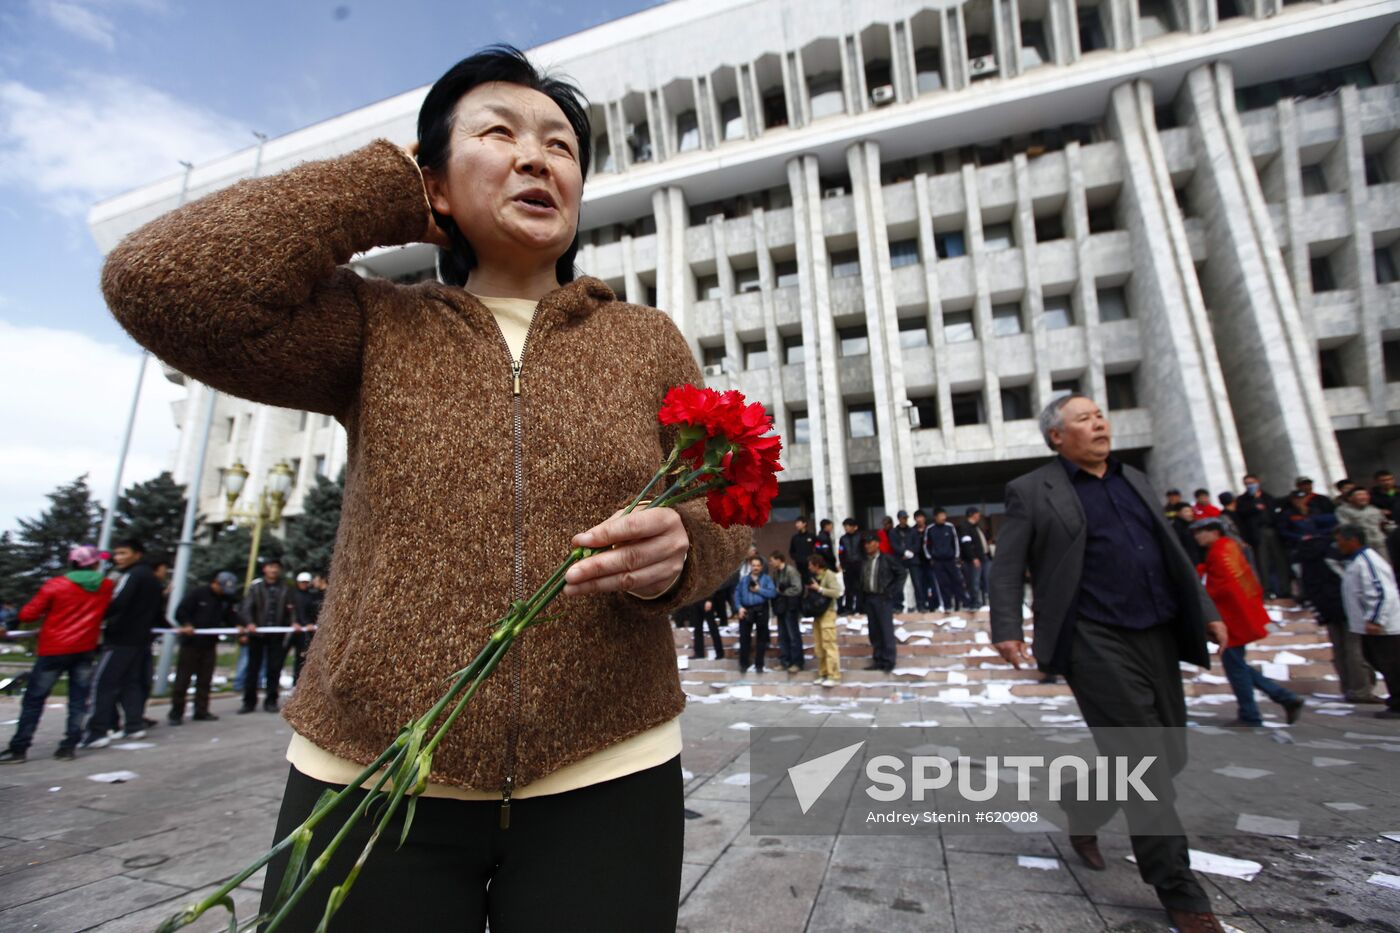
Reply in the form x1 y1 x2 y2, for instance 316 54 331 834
0 541 328 764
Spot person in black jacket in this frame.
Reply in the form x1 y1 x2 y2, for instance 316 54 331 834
170 572 241 724
837 518 864 615
81 539 165 747
1236 474 1289 598
958 507 991 610
889 510 922 612
925 509 967 611
859 532 907 672
239 559 298 713
289 572 322 685
789 518 816 587
815 519 835 564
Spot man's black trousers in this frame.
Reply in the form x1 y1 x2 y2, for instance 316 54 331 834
1060 618 1210 913
260 756 684 932
863 592 897 670
244 635 288 709
171 638 218 719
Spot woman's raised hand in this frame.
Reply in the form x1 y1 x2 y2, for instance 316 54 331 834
402 141 453 249
564 507 690 600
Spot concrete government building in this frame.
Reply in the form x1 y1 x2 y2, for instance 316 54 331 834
88 0 1400 536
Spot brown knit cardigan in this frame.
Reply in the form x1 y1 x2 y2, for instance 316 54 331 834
101 140 752 792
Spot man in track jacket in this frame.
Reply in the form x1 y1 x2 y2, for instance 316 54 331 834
925 508 968 612
82 539 164 747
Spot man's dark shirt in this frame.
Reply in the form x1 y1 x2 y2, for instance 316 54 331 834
1062 457 1178 630
789 531 815 564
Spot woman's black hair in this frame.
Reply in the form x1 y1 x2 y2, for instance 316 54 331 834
416 45 592 287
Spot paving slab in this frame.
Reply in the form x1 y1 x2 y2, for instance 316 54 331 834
0 873 185 933
806 863 952 932
677 845 828 933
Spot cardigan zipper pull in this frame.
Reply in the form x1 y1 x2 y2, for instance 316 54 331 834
500 775 514 829
512 361 522 396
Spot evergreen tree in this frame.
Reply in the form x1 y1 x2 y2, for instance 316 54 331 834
189 524 285 588
282 469 344 575
113 471 189 558
0 531 28 606
15 475 102 589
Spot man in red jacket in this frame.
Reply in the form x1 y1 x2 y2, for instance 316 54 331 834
1192 518 1304 727
0 546 115 763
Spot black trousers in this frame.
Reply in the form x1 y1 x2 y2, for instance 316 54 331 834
260 756 684 932
244 635 288 709
1060 618 1209 913
864 592 896 670
738 604 770 671
1361 634 1400 711
84 644 146 740
171 638 217 719
692 607 724 659
839 567 862 615
931 559 967 610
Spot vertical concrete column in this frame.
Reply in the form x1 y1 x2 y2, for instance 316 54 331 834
994 0 1018 76
1107 79 1246 492
647 89 670 163
890 20 915 103
1273 99 1315 317
620 234 644 305
710 218 743 368
754 208 790 445
607 101 630 172
788 154 851 526
1372 23 1400 84
945 5 968 91
1178 64 1345 485
848 140 920 515
694 76 717 151
844 33 865 115
1059 142 1105 411
739 62 761 140
652 187 696 350
915 173 956 445
1338 86 1388 425
785 49 808 128
1103 0 1137 50
1048 0 1078 64
961 163 1003 451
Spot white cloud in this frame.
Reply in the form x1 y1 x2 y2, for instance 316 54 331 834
0 72 248 215
36 1 117 49
0 321 185 535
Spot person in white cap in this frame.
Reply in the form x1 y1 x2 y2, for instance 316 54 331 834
1 546 115 763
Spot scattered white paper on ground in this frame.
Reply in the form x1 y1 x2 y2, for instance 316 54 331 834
1213 765 1273 780
1129 849 1261 881
727 686 753 699
1313 708 1354 717
1311 757 1354 768
681 769 694 780
1237 813 1300 839
676 655 689 670
1194 673 1230 685
1270 651 1309 665
910 637 932 646
948 617 968 630
1259 662 1289 681
899 720 941 727
894 627 911 643
728 721 754 731
47 786 60 792
1380 832 1400 844
1323 802 1366 811
847 712 874 720
721 772 762 786
1017 856 1060 870
1040 714 1082 723
87 771 139 783
892 667 930 678
1367 872 1400 891
983 684 1014 702
946 671 969 685
974 631 990 644
112 742 155 750
940 688 972 701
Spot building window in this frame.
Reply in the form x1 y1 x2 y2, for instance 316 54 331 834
314 455 328 477
1376 247 1400 285
1310 254 1338 293
734 267 761 294
1097 287 1130 322
762 90 788 128
944 310 976 343
1384 340 1400 382
1217 0 1243 19
951 391 985 426
1043 294 1074 329
702 345 725 368
783 335 805 365
1174 186 1193 217
898 317 929 349
1078 4 1108 53
909 395 939 429
848 403 877 438
1000 385 1033 421
775 260 799 288
1364 154 1388 186
889 238 920 268
743 340 770 370
914 45 943 93
983 223 1015 250
1300 164 1328 196
1087 206 1116 233
1235 63 1376 112
1137 0 1177 40
696 273 722 299
225 417 236 443
992 303 1023 336
720 98 744 141
1318 348 1350 388
808 72 845 119
1051 377 1082 397
594 134 614 174
830 250 861 279
935 230 966 259
1106 371 1138 410
1034 212 1065 242
1020 19 1050 69
791 410 810 444
674 110 700 152
289 458 302 489
627 120 652 163
839 326 869 357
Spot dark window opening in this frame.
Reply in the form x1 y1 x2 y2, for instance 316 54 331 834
1384 340 1400 383
791 410 810 444
909 396 939 429
1087 205 1116 233
1000 385 1033 421
951 392 986 426
983 222 1015 251
702 345 725 368
1376 247 1399 285
889 238 920 268
830 249 861 279
1364 154 1388 187
1317 348 1349 388
1106 372 1138 410
1034 212 1065 242
1052 377 1082 396
1310 255 1338 293
839 326 869 357
743 340 770 370
1078 6 1108 53
775 260 800 288
898 317 929 349
1300 164 1328 196
1236 62 1376 112
783 334 805 365
935 230 967 259
944 310 976 343
1098 287 1130 321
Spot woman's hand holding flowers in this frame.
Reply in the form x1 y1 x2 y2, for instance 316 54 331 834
565 507 688 599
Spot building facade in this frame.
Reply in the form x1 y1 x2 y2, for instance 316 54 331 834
88 0 1400 534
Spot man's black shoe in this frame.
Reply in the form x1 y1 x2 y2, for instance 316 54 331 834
0 749 26 764
1282 699 1305 725
264 701 279 713
863 663 882 671
54 747 76 761
167 716 184 726
237 705 256 714
193 712 220 721
142 717 158 729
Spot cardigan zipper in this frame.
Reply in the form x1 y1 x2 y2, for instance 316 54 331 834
492 298 541 831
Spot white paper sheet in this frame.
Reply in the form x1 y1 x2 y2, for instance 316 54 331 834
1017 856 1060 870
87 771 139 783
1323 802 1366 811
1236 813 1300 839
1212 765 1273 780
1366 873 1400 891
1128 849 1261 881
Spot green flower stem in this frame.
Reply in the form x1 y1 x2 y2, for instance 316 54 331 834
622 448 679 515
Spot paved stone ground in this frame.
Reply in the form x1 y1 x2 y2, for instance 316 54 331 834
1 689 1398 932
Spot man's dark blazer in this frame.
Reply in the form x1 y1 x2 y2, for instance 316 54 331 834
988 458 1219 670
860 552 907 601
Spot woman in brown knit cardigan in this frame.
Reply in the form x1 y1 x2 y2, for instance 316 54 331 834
101 46 750 931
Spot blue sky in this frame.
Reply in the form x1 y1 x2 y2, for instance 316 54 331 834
0 0 660 533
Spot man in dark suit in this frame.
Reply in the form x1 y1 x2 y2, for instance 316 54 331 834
859 532 906 672
989 394 1229 933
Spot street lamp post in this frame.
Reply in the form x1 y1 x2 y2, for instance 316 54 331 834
222 460 296 589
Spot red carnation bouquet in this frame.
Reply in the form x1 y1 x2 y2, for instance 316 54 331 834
159 385 781 933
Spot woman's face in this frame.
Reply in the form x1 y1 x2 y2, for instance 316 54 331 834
423 82 582 277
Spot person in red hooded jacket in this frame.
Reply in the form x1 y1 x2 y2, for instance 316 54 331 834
1192 518 1304 728
0 546 115 763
